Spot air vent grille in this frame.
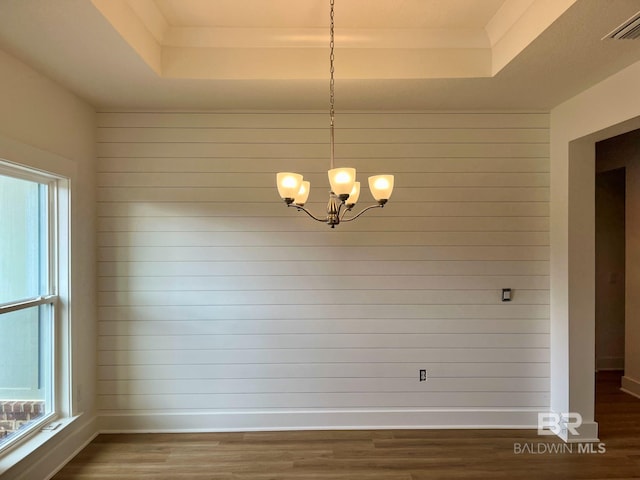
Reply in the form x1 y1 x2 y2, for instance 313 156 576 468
605 11 640 39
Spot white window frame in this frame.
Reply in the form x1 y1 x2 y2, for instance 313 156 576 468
0 160 71 455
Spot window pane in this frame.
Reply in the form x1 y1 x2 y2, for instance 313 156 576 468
0 305 52 446
0 175 48 304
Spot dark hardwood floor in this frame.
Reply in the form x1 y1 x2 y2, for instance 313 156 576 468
52 371 640 479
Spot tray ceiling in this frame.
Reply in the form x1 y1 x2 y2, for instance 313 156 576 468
0 0 639 110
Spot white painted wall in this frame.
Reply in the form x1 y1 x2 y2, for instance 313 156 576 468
96 111 550 431
0 48 97 478
550 58 640 441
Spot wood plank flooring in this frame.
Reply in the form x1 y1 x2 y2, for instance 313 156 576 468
52 371 640 479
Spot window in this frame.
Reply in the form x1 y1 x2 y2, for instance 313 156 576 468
0 167 59 451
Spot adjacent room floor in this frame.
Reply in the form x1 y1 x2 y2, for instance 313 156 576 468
52 371 640 479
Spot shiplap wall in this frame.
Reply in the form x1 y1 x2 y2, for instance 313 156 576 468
96 111 550 431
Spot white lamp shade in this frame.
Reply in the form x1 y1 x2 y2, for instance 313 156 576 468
328 167 356 196
294 181 311 205
346 182 360 205
276 172 303 200
368 174 394 201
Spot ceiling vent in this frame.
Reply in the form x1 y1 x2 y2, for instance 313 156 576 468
605 11 640 39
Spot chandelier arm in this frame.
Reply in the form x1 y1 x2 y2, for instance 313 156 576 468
339 204 353 220
289 204 328 223
340 204 383 222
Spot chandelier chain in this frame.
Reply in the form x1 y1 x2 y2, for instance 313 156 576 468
329 0 335 170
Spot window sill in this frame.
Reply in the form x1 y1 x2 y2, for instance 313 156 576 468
0 413 90 478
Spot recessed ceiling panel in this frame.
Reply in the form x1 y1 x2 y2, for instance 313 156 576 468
94 0 569 80
154 0 327 28
153 0 506 29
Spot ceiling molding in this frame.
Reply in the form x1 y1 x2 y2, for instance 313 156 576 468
490 0 577 75
162 27 491 50
162 47 492 80
89 0 572 80
127 0 168 43
91 0 162 74
485 0 536 47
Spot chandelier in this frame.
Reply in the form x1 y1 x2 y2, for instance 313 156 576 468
275 0 394 228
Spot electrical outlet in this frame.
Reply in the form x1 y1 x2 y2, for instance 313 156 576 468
501 288 512 302
419 369 427 382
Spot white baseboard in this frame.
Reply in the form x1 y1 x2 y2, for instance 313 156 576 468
3 408 599 478
98 409 543 433
621 375 640 400
557 420 599 443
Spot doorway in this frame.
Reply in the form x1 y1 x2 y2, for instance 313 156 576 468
594 128 640 415
594 165 625 374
